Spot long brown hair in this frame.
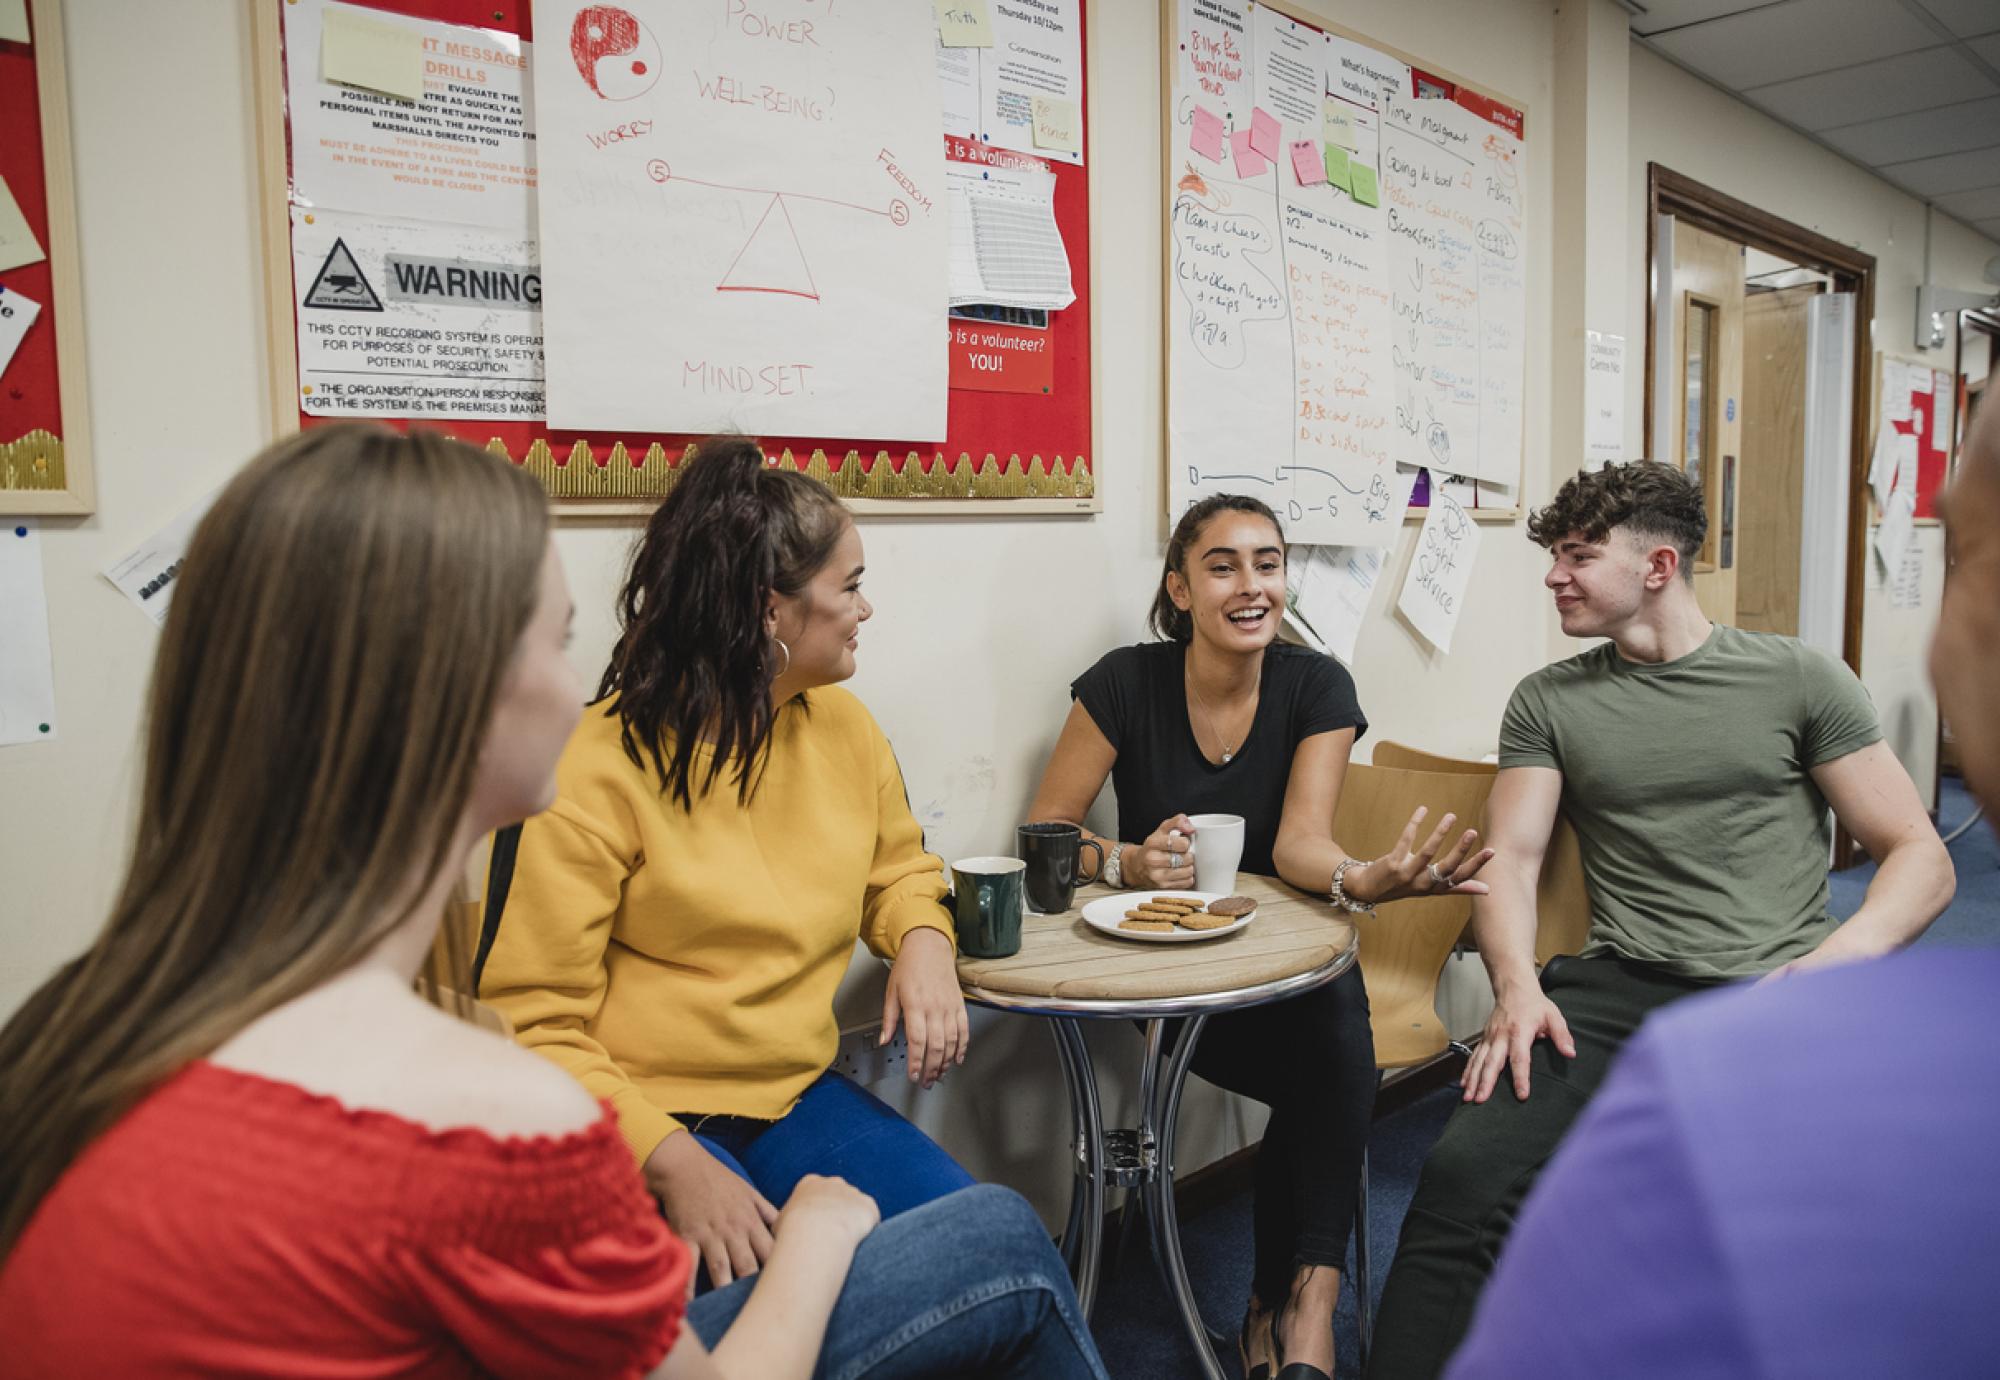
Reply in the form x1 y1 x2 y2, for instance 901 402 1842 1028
599 436 848 808
1149 494 1286 641
0 425 550 1255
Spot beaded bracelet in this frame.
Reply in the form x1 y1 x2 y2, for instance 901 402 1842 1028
1330 857 1378 914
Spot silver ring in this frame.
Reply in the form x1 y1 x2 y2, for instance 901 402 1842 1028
1427 863 1450 887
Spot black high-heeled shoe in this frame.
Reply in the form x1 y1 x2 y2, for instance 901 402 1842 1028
1272 1271 1334 1380
1239 1301 1274 1380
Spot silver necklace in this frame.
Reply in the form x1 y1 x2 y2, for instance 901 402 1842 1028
1186 660 1259 764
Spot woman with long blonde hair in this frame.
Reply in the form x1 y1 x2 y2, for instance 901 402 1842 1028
0 426 1105 1380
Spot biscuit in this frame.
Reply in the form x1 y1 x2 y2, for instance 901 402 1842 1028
1125 908 1182 921
1146 897 1204 912
1119 919 1176 933
1205 896 1257 917
1177 911 1237 930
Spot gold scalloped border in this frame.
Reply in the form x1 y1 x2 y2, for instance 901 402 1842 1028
479 438 1093 503
0 431 66 492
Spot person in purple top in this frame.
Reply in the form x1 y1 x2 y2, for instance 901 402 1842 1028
1446 385 2000 1377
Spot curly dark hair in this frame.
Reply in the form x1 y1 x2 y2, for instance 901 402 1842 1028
1527 460 1707 580
1149 494 1286 641
599 437 848 808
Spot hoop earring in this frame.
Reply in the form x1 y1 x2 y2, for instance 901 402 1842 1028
771 636 792 678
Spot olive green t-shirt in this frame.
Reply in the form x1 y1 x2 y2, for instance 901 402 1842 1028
1498 624 1882 980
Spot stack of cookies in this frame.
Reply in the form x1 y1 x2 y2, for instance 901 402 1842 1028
1119 895 1256 934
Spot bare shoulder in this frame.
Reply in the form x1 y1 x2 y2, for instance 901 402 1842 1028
213 978 602 1142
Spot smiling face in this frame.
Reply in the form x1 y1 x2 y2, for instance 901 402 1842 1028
1545 525 1674 640
767 520 871 689
1168 511 1286 652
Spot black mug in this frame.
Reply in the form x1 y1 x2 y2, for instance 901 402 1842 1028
1017 822 1106 914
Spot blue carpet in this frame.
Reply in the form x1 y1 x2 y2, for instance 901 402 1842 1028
1094 777 1998 1379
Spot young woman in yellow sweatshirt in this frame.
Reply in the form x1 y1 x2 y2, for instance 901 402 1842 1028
481 438 974 1291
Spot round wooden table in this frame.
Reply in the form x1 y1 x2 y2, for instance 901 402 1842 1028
957 876 1357 1380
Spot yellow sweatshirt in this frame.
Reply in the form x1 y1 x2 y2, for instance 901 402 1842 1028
480 687 954 1168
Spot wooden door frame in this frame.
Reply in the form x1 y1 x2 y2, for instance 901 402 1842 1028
1644 164 1877 865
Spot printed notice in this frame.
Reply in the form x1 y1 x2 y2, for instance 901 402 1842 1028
285 0 535 234
0 284 41 379
947 140 1072 311
1585 331 1625 466
980 0 1084 165
292 207 543 419
937 35 982 138
1285 543 1385 666
0 521 56 747
1396 485 1480 653
1251 5 1326 132
102 490 219 628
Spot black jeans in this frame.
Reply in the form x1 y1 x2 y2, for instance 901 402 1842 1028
1177 964 1377 1304
1365 955 1715 1379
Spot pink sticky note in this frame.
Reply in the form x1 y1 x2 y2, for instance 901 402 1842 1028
1249 106 1281 160
1290 138 1325 186
1190 105 1225 163
1230 127 1270 178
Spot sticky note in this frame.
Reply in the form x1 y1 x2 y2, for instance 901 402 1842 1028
933 0 993 48
1349 163 1380 207
1249 106 1281 160
1290 139 1325 187
1324 102 1359 151
1030 96 1080 154
1190 105 1226 163
0 0 28 45
1230 127 1269 179
322 4 425 102
0 176 44 274
1325 144 1352 191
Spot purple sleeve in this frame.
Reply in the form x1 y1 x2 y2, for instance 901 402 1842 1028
1444 1032 1757 1379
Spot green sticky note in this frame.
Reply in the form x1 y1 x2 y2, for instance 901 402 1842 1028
1350 164 1380 207
1324 144 1352 191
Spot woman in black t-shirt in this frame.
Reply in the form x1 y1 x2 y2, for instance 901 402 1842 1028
1027 495 1492 1379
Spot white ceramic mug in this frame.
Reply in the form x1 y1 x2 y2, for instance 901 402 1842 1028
1188 813 1246 895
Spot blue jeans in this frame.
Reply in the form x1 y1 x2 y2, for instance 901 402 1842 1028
681 1070 973 1223
684 1184 1109 1380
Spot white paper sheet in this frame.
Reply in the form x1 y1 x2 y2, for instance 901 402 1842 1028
1324 33 1408 111
1396 484 1480 653
0 175 46 274
0 521 57 747
292 207 542 419
936 34 982 138
1888 540 1924 610
285 0 534 234
1285 543 1384 666
1178 0 1252 130
979 0 1083 164
101 491 219 627
1251 4 1327 132
534 0 950 437
0 283 41 380
1381 89 1526 488
1585 331 1625 466
1882 357 1911 424
1873 487 1916 573
947 153 1072 310
0 0 30 45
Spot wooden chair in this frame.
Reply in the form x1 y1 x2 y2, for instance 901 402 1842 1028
1332 761 1498 1360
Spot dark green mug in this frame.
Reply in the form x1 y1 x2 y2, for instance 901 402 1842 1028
947 856 1027 959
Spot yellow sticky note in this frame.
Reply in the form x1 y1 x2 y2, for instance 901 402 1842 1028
0 176 45 275
1350 163 1380 208
1323 102 1359 152
934 0 993 47
322 4 425 103
0 0 30 46
1031 96 1080 154
1325 144 1351 191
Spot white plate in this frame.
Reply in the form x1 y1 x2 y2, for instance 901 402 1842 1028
1080 890 1259 944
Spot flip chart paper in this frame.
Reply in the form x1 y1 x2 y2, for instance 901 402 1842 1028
1397 486 1480 653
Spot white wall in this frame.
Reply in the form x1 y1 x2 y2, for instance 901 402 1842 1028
1625 45 2000 810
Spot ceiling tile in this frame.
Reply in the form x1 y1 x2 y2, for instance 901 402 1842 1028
1934 184 2000 219
1629 1 1783 38
1878 143 2000 195
1906 0 2000 40
1654 0 1939 88
1745 46 1997 129
1970 33 2000 64
1820 96 2000 163
1976 216 2000 237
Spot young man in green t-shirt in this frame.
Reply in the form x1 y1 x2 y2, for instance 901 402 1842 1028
1366 460 1956 1380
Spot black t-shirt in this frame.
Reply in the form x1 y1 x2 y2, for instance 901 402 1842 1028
1070 642 1367 876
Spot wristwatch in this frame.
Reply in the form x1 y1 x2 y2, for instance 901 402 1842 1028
1106 842 1128 888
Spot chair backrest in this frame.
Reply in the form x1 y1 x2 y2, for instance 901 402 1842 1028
1373 740 1498 777
1372 741 1593 966
1334 762 1498 1070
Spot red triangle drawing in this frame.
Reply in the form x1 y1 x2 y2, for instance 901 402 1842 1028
717 194 820 301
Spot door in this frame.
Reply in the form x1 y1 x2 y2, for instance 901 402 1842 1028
1736 283 1817 635
1669 222 1744 624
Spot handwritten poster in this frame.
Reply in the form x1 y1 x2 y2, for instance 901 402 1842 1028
533 1 949 437
1382 89 1525 487
1179 0 1252 131
284 0 535 234
1396 484 1479 652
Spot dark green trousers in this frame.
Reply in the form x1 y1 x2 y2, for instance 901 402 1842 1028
1366 955 1717 1380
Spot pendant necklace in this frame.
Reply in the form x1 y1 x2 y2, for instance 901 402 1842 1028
1186 659 1259 764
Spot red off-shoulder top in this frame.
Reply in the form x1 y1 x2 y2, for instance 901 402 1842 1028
0 1060 693 1378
